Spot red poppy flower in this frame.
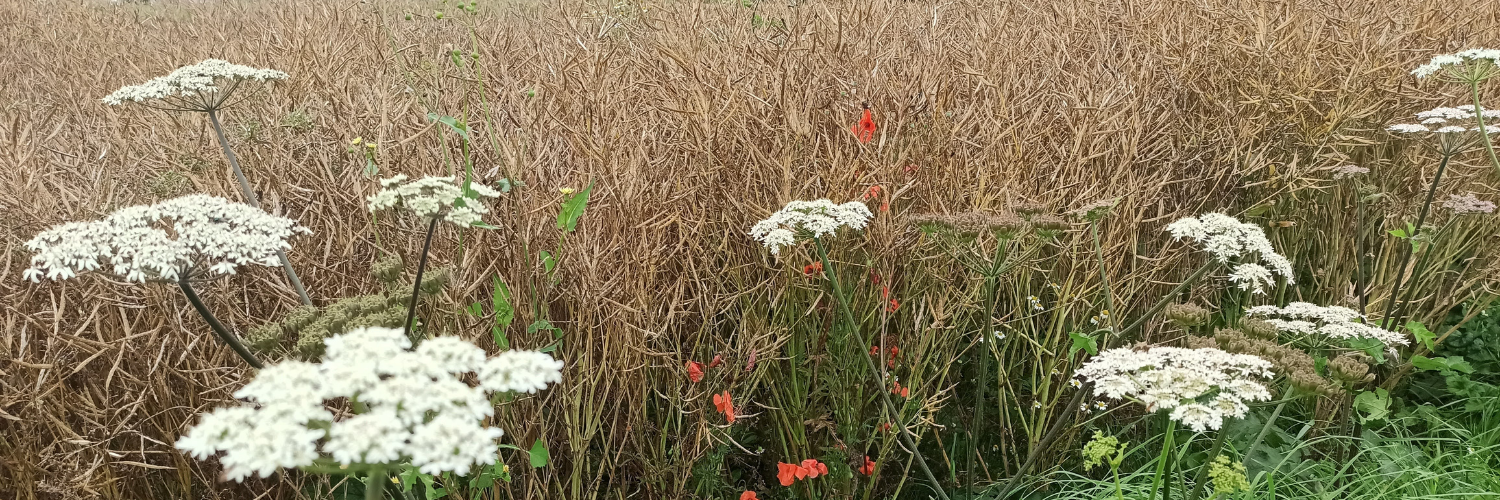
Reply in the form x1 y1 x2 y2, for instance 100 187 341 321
851 108 877 143
881 285 891 299
713 391 735 423
904 163 919 176
878 422 892 433
869 272 881 285
801 459 828 477
745 350 757 371
741 492 758 500
685 361 704 383
889 347 899 358
900 386 910 398
803 261 823 276
880 201 890 212
708 354 723 369
777 462 799 486
863 185 882 200
869 345 880 356
859 456 876 476
887 299 900 313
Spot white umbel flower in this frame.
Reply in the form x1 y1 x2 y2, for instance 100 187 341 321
1389 105 1500 135
175 327 564 481
1246 302 1409 346
367 175 502 227
1164 213 1294 291
749 199 873 254
102 59 289 109
1411 48 1500 79
1077 347 1273 432
22 194 310 283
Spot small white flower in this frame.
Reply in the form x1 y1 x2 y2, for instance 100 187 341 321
1165 213 1294 288
1443 193 1496 215
103 59 289 109
175 328 564 481
748 199 872 254
1411 48 1500 78
22 194 309 283
1077 347 1273 432
368 175 501 228
1032 401 1043 409
1247 302 1409 346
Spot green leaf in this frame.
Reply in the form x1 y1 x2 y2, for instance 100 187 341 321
490 276 514 350
496 178 514 193
541 250 556 275
1345 337 1387 364
529 439 550 468
426 113 469 140
1406 321 1436 351
363 158 379 178
556 181 595 232
1388 228 1408 239
1411 355 1474 374
1353 388 1391 424
466 302 483 317
1068 332 1098 357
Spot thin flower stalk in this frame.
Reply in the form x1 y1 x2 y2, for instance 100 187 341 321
403 217 440 340
1378 151 1452 330
1148 417 1176 500
179 276 264 369
207 108 312 305
812 237 949 500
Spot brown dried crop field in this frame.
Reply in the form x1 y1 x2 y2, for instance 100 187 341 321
3 0 1500 499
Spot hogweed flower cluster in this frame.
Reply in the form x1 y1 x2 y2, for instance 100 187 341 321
102 59 289 110
749 199 872 254
1187 325 1346 397
1330 164 1370 180
1165 213 1294 294
1443 193 1496 215
367 175 502 227
1388 105 1500 135
1246 302 1409 346
176 327 563 480
23 194 309 283
1076 346 1273 432
1411 48 1500 80
906 211 1027 239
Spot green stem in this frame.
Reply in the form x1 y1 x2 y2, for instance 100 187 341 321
403 217 440 341
1187 430 1230 500
1093 220 1119 333
206 109 312 306
814 238 951 500
1380 152 1450 329
967 238 1011 498
366 468 388 500
1471 82 1500 176
1150 418 1176 500
178 277 264 369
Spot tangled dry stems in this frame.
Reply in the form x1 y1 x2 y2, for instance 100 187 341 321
2 0 1499 498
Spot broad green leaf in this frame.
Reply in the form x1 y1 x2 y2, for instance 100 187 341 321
529 439 550 468
1345 338 1387 364
466 302 483 317
541 250 556 275
490 276 514 350
1411 355 1474 374
556 181 595 232
1068 332 1098 357
1388 228 1408 239
1353 388 1390 424
1406 321 1435 351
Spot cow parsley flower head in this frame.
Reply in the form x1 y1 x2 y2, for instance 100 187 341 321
749 199 873 254
1076 347 1273 432
22 194 310 283
1443 193 1496 215
102 59 289 110
175 327 564 480
367 175 502 227
1389 105 1500 138
1164 213 1294 293
1411 48 1500 79
1246 302 1409 346
1331 165 1369 179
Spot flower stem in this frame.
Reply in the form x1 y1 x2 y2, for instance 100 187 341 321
996 260 1218 499
814 238 950 500
1149 418 1176 500
1379 152 1451 330
1187 429 1229 500
403 217 440 341
178 278 264 369
967 238 1010 498
1245 398 1288 458
366 467 388 500
1470 81 1500 176
206 108 313 306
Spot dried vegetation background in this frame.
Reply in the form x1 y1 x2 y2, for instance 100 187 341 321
2 0 1499 498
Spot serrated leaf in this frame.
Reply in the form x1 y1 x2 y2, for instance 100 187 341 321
1353 388 1390 424
1412 355 1474 374
1389 228 1408 239
1346 337 1387 364
1068 332 1098 357
556 181 594 232
1406 321 1435 351
529 439 550 468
